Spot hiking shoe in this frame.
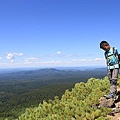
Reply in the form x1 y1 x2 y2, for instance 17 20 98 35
104 93 116 100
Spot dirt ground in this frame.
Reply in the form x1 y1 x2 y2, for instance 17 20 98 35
109 113 120 120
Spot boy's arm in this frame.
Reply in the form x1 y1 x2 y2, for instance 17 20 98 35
104 52 108 65
105 59 108 65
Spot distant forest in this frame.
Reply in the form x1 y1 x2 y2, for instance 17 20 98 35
0 67 107 120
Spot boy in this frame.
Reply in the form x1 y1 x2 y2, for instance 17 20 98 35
100 41 120 99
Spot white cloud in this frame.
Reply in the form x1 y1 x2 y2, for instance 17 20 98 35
62 55 75 58
36 60 65 66
11 59 15 63
46 51 77 59
80 59 86 62
3 50 106 67
25 57 38 60
46 51 62 57
72 58 105 62
14 52 23 56
56 51 61 54
24 57 39 64
95 58 104 61
6 53 14 60
24 61 33 64
6 52 23 62
72 59 87 62
88 59 92 61
0 57 106 68
51 58 103 66
0 57 2 60
35 57 105 66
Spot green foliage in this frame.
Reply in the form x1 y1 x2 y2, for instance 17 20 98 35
0 83 74 120
1 67 119 120
117 75 120 87
0 68 107 119
18 77 114 120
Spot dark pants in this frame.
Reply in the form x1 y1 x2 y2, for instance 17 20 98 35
107 68 119 94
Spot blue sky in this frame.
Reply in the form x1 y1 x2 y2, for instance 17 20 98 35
0 0 120 68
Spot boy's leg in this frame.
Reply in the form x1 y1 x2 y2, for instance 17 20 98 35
105 69 118 99
107 69 112 81
110 68 119 95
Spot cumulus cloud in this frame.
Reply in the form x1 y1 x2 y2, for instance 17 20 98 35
0 57 2 60
6 53 15 60
6 52 23 62
56 51 62 54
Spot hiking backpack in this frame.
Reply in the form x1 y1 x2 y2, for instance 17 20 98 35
105 47 120 67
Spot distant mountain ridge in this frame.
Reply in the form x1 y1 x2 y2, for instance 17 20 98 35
0 67 107 83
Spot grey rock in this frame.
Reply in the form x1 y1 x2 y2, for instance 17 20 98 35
98 97 114 108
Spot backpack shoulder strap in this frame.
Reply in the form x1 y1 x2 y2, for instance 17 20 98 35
112 47 119 63
113 47 116 56
105 51 108 59
105 47 116 59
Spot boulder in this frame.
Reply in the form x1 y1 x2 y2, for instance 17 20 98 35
98 97 115 108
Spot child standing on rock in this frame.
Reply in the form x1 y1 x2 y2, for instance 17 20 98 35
100 41 120 100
